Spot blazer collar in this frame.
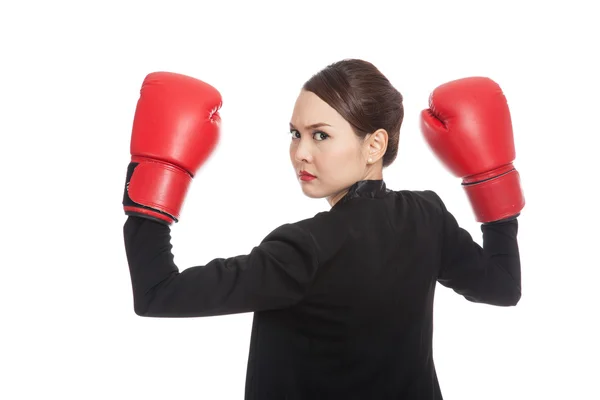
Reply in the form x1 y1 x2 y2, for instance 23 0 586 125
333 179 389 209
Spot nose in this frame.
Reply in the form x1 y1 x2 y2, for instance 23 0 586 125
292 138 312 164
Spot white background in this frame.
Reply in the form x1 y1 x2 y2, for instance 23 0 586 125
2 0 598 399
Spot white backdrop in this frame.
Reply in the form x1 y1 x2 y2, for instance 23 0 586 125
2 1 598 399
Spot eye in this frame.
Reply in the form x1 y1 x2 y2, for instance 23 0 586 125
289 130 329 141
314 131 329 141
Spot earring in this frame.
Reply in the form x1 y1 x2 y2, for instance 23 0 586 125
368 158 373 164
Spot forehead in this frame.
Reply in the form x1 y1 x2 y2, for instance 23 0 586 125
291 90 346 127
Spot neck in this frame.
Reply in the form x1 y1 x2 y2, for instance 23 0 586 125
327 167 384 208
327 190 348 208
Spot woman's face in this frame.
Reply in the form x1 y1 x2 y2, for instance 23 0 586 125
289 90 381 206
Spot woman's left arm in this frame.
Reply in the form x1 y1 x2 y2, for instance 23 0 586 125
123 216 319 317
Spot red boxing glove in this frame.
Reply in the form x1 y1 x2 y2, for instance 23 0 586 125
420 77 525 223
122 72 222 225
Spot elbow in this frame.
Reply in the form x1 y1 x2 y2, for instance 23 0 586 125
510 288 522 306
132 291 188 318
133 293 159 317
133 299 152 317
131 276 174 317
501 286 522 307
468 285 521 307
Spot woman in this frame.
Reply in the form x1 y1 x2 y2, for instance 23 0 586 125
123 59 523 399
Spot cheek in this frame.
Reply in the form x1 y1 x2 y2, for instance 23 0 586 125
332 151 365 180
326 147 357 167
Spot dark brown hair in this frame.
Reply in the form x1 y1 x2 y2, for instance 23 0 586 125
303 59 404 168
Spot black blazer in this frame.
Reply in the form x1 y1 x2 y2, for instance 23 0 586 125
123 179 521 399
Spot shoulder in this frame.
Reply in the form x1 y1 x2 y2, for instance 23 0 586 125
293 210 349 241
261 210 344 245
392 188 447 214
286 210 352 265
258 211 343 250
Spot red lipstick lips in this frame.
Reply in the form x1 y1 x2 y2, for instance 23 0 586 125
299 170 316 181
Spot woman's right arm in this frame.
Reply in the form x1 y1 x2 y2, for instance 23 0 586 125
122 215 320 318
428 191 522 306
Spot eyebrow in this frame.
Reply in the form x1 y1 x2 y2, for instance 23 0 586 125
289 122 332 130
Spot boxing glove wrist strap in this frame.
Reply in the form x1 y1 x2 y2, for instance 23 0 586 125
462 166 525 223
123 157 193 224
462 164 516 185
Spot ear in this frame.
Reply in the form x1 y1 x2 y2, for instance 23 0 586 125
364 129 388 164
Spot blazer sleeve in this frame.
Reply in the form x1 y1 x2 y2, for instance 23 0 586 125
123 216 320 318
426 191 522 306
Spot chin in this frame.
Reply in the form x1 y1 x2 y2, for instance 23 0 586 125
301 189 323 199
300 186 328 199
